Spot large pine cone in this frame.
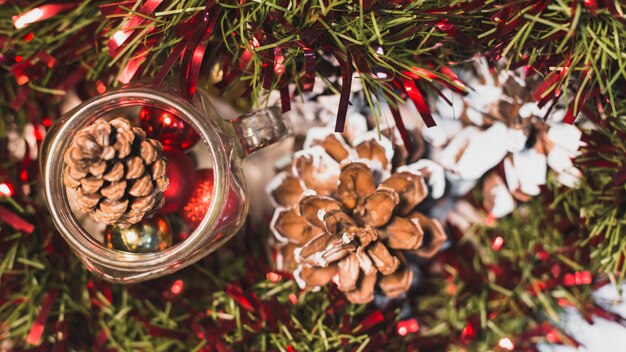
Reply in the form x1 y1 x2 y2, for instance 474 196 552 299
269 127 446 304
63 118 169 228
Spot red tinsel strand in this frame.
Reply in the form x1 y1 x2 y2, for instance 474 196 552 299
401 77 436 127
334 49 353 132
0 204 34 234
25 289 58 346
387 100 415 155
261 47 275 90
12 3 77 29
106 0 165 58
179 1 220 99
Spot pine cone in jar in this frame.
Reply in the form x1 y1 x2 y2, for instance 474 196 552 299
268 128 446 304
63 118 169 228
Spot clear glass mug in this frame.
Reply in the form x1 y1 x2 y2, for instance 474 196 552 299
40 84 291 283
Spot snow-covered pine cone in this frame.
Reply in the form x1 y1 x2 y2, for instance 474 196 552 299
268 125 446 304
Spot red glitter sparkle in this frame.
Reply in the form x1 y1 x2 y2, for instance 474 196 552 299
546 330 559 343
266 272 282 282
17 75 29 85
96 80 106 94
491 236 504 251
171 280 184 295
461 322 475 342
0 183 14 197
396 319 419 336
288 293 298 304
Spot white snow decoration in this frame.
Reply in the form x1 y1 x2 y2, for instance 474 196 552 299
311 77 327 95
302 127 355 162
299 101 321 123
549 108 566 123
518 102 538 119
453 122 508 180
292 265 307 289
547 123 583 156
352 131 395 170
505 70 528 89
488 180 516 218
266 172 291 208
7 123 43 161
465 107 485 127
548 147 582 188
397 101 422 130
342 112 369 144
269 207 294 244
349 72 364 92
292 145 341 187
557 167 582 188
423 117 463 148
438 125 480 173
311 94 349 124
433 87 466 121
511 149 547 196
345 157 388 184
302 189 318 197
317 208 327 223
477 58 494 85
399 159 446 199
317 94 341 112
464 84 503 126
518 102 550 120
506 128 528 153
547 147 574 174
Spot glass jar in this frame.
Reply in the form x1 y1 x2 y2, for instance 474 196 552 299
40 84 291 283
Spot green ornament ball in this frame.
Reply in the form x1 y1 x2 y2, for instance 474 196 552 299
104 215 172 253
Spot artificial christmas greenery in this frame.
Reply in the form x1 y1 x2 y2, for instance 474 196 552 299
1 0 626 351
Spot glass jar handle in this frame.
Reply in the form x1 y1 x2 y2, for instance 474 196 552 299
231 107 293 155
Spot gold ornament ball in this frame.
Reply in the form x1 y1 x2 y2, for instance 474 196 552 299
104 215 172 253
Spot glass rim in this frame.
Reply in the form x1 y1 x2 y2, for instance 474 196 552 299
42 88 228 275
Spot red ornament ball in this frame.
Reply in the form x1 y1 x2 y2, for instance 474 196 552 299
182 169 241 228
139 106 200 150
158 148 197 214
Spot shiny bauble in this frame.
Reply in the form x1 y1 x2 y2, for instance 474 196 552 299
139 106 200 150
181 169 240 228
104 215 172 253
159 148 198 214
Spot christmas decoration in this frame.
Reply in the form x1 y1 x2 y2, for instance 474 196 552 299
181 169 214 228
104 215 172 253
63 117 169 228
181 169 240 229
269 125 446 303
139 106 200 151
158 148 197 214
3 1 626 351
425 62 584 217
